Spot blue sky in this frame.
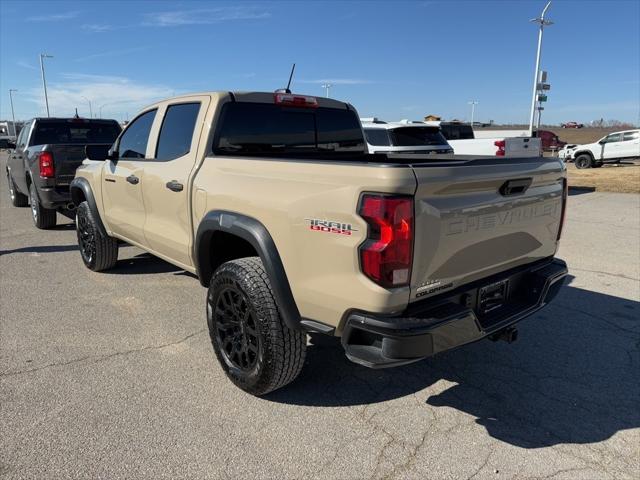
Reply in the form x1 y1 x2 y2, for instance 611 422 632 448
1 0 638 124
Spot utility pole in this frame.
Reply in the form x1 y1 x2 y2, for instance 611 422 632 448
468 100 479 125
528 2 553 137
81 96 93 118
321 83 332 98
9 89 17 138
40 53 53 117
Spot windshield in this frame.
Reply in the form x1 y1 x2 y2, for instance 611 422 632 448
32 121 121 145
389 127 448 146
213 102 365 157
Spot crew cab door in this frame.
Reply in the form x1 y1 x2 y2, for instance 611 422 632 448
8 120 32 194
102 108 157 244
600 132 623 160
620 131 640 157
140 96 209 268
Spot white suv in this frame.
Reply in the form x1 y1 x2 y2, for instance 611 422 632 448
560 129 640 168
361 119 453 154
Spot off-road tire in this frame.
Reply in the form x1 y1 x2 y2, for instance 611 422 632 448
575 154 592 169
207 257 306 396
6 171 28 207
75 201 118 271
29 182 56 229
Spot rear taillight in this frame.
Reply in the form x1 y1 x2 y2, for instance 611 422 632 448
38 152 54 178
274 93 318 108
494 139 506 157
359 194 414 288
557 178 568 240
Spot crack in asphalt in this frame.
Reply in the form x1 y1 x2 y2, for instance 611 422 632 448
569 267 639 282
0 329 207 378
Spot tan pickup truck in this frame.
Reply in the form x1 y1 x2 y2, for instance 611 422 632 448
71 91 568 396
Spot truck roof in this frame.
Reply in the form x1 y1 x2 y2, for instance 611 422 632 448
361 120 439 130
143 91 353 110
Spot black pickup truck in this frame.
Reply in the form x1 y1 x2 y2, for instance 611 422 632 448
5 117 121 229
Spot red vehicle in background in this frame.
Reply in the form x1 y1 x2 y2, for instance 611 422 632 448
536 130 567 151
561 122 584 129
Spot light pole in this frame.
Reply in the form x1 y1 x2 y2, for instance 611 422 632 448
40 53 53 117
81 96 93 118
9 89 17 138
321 83 332 98
468 100 478 125
528 2 553 137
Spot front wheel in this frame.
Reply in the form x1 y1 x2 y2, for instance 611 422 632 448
6 171 28 207
575 154 593 169
76 201 118 271
29 183 56 229
207 257 307 396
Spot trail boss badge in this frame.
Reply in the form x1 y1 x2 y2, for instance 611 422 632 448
305 219 358 236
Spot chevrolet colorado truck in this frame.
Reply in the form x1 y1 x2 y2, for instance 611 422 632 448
5 117 121 228
70 91 568 396
559 129 640 168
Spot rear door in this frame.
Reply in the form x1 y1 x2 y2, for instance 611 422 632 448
141 96 209 268
620 131 640 158
409 156 564 302
102 109 156 244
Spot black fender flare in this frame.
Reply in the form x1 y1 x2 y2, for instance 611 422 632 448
195 211 301 330
70 177 108 237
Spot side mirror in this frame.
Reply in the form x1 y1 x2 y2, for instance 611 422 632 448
598 140 606 145
107 148 119 162
6 141 16 150
85 144 111 161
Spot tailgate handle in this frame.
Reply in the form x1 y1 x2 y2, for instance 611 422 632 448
500 178 532 196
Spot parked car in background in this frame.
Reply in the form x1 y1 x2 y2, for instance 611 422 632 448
561 122 584 129
361 118 453 154
559 129 640 168
537 130 567 152
70 91 567 395
5 117 121 228
426 121 541 157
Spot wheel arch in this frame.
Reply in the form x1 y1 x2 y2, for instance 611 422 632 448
195 211 301 330
573 150 594 160
70 177 108 237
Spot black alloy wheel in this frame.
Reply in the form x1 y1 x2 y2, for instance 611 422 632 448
76 207 96 266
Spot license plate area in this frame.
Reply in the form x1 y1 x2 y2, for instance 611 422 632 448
478 279 509 315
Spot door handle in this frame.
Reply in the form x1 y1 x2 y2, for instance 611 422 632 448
166 180 183 192
126 175 139 185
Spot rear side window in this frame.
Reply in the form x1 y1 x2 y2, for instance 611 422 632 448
213 102 365 156
156 103 201 160
119 109 157 159
389 127 448 146
31 121 121 146
364 129 391 146
623 131 639 141
440 124 474 140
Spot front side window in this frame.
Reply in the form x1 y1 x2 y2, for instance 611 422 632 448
623 131 639 141
603 133 622 143
118 109 157 159
213 102 365 157
155 103 201 160
364 129 391 146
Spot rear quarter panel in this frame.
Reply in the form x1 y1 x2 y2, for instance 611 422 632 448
192 157 418 331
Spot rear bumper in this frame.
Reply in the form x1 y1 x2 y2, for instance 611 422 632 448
341 258 568 368
38 185 71 209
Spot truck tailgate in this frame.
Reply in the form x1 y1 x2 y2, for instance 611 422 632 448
46 144 109 184
409 156 564 302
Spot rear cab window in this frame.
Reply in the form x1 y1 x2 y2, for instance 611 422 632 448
439 123 475 140
31 120 121 146
213 102 365 157
364 129 391 146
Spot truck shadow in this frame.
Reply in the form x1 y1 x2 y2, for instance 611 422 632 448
268 278 640 449
105 253 182 275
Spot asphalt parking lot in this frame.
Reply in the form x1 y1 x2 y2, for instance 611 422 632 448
1 152 639 479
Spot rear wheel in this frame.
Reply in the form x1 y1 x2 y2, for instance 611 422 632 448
207 257 306 396
575 154 593 169
76 201 118 271
6 171 28 207
29 182 57 229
